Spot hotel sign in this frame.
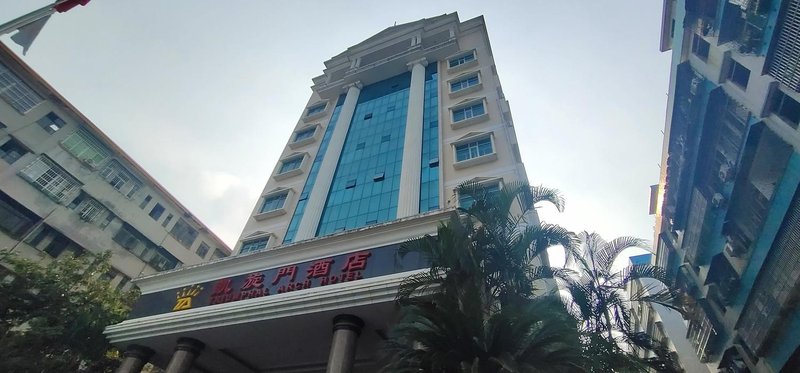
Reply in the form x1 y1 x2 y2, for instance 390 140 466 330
128 243 425 318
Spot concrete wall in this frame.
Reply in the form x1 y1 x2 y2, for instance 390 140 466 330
0 46 229 288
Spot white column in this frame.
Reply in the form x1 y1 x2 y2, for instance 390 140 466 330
396 58 427 219
115 345 154 373
164 338 204 373
326 315 364 373
295 82 362 240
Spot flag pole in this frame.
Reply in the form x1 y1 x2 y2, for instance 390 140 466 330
0 1 71 36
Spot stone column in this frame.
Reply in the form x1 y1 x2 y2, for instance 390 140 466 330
115 344 154 373
396 58 428 218
326 314 364 373
164 337 204 373
296 82 362 241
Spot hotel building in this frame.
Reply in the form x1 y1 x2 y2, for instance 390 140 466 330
0 44 230 289
105 13 534 373
652 0 800 371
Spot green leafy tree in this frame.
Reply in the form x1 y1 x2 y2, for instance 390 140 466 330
384 181 585 372
563 232 684 372
0 250 140 373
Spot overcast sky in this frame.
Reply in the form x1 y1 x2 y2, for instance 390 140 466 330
1 1 669 262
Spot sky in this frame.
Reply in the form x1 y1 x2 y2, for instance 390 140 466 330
0 1 670 263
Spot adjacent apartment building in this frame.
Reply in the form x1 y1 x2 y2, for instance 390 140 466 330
105 13 533 373
652 0 800 371
0 43 230 290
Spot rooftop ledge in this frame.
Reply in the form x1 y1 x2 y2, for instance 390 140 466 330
312 38 459 99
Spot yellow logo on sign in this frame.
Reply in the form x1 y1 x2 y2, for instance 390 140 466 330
173 284 203 311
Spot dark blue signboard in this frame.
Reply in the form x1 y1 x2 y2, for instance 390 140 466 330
128 243 426 318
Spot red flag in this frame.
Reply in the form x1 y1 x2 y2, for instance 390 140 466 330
54 0 91 13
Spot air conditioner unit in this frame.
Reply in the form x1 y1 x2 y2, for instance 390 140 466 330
711 193 726 208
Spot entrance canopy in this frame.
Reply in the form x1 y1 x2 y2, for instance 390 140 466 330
105 211 448 372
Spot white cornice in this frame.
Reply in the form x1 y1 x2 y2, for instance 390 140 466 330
105 270 422 344
132 210 452 293
325 13 460 67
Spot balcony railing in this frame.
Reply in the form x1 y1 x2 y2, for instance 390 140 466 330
768 0 800 91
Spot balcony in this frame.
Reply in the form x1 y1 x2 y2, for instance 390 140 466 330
663 64 708 230
724 123 791 256
685 0 720 37
719 0 773 54
705 253 742 309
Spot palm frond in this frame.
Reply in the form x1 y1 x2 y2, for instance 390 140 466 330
596 236 649 272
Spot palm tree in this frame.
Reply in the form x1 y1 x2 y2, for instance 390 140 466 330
383 181 585 372
563 232 684 372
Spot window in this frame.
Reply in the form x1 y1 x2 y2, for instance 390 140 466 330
364 113 373 120
293 127 316 142
0 62 43 113
771 90 800 128
455 136 493 162
450 74 480 92
69 192 107 223
170 218 198 249
44 234 73 258
149 203 165 220
459 181 501 209
0 138 27 164
260 192 288 213
279 156 303 174
99 160 142 198
18 156 80 203
0 191 39 239
728 60 751 89
139 195 152 209
448 51 476 68
211 248 226 259
356 142 365 150
345 179 357 189
99 212 115 229
452 102 486 122
114 223 180 271
306 104 326 117
240 238 268 254
162 213 174 228
61 130 110 167
37 112 66 134
691 35 710 60
196 242 210 258
116 275 131 291
25 225 84 258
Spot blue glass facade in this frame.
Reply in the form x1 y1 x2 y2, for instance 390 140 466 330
283 94 346 243
317 72 411 236
420 64 439 212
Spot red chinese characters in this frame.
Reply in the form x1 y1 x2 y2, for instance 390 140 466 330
241 272 265 291
342 252 371 273
209 274 269 305
320 252 372 285
210 278 232 296
307 259 334 279
272 265 297 285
